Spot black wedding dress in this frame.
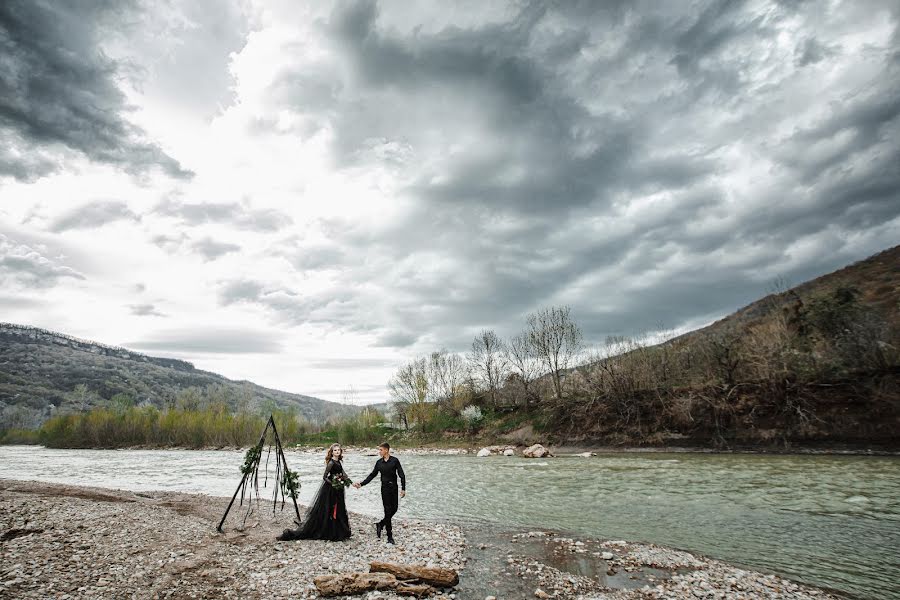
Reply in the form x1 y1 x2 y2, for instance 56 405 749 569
277 459 351 542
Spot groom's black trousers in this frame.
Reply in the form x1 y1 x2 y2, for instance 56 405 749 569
379 482 399 536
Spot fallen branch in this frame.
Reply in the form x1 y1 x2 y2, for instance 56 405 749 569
313 573 397 596
313 573 437 597
369 561 460 588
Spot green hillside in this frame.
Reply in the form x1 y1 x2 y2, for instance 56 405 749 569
0 323 356 433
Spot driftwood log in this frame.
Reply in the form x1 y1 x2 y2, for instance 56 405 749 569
313 573 437 597
313 573 396 596
369 561 460 588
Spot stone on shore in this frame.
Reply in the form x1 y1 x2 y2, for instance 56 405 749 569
477 448 492 457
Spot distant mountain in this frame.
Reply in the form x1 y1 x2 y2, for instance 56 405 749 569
0 323 357 430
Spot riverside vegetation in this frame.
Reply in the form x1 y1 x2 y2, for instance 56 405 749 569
2 245 898 450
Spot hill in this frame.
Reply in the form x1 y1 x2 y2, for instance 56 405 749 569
672 244 900 346
525 245 900 449
0 323 357 431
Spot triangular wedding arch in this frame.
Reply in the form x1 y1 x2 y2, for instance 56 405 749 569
217 414 302 532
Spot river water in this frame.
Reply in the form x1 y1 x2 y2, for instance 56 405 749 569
1 446 897 599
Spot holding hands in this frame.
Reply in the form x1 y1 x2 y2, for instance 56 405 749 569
352 482 361 489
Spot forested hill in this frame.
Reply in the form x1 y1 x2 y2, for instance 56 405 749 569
0 323 356 430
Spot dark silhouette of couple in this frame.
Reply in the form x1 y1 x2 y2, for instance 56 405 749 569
277 442 406 544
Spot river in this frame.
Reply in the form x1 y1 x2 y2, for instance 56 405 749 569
1 446 897 599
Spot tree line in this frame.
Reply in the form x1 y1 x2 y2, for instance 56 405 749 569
386 305 583 429
385 287 898 446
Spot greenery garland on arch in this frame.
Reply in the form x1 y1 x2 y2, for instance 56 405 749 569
217 414 302 532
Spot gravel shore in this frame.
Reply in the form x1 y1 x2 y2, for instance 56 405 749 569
1 479 845 600
0 479 464 599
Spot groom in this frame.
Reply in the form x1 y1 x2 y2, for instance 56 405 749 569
353 442 406 544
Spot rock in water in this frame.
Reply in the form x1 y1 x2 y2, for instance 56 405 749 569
503 449 515 456
477 448 492 457
523 444 552 458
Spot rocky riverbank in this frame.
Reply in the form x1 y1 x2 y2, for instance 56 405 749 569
0 479 845 599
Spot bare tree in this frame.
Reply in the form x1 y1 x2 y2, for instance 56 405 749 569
428 350 469 409
526 306 583 399
388 357 429 428
341 385 361 406
469 330 507 405
505 332 542 406
700 331 743 387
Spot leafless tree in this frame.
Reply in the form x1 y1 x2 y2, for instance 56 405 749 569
526 306 583 399
505 332 542 406
700 331 743 387
469 330 507 404
428 350 469 409
388 357 430 427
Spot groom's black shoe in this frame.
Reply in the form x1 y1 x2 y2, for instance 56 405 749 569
374 521 383 538
386 535 395 545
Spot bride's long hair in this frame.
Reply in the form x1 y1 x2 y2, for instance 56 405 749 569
325 443 343 465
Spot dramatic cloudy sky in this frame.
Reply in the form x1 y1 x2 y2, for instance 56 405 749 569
2 0 898 403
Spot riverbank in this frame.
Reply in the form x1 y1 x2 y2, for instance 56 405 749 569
5 440 895 457
1 479 847 599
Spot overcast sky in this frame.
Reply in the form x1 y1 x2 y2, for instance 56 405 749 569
1 0 898 404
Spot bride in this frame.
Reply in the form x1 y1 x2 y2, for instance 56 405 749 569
277 443 352 541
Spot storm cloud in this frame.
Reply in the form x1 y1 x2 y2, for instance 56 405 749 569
0 1 192 181
4 1 899 402
234 0 900 351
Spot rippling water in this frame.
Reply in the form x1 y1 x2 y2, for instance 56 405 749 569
1 446 898 599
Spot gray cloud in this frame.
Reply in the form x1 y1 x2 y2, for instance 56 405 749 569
0 1 192 181
128 303 166 317
219 279 268 305
49 201 140 232
0 233 86 289
128 328 284 354
216 278 356 330
151 233 190 253
191 238 241 261
238 0 900 353
154 198 293 232
795 37 834 67
374 330 419 349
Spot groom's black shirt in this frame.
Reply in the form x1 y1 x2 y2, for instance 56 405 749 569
359 456 406 491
